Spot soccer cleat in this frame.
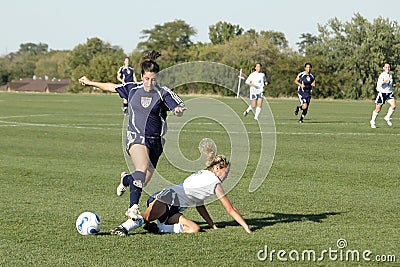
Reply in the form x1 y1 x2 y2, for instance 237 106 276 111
370 120 376 129
117 172 128 196
123 107 128 115
125 204 140 220
243 110 248 117
110 226 128 236
384 116 392 126
298 119 303 124
294 106 300 116
143 222 159 234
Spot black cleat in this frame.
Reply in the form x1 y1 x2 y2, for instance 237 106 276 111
294 106 300 116
110 226 128 236
143 222 159 234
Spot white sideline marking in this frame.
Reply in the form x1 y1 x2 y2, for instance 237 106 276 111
0 114 398 136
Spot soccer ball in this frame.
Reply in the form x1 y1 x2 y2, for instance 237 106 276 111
76 212 101 235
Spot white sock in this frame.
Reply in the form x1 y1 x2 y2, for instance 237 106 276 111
255 107 261 119
158 222 184 233
371 111 379 121
246 105 252 113
121 216 144 232
385 108 395 119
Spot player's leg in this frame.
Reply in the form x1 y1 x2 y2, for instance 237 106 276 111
111 191 170 236
122 98 128 114
384 98 396 126
122 144 149 219
295 94 304 116
254 96 263 120
244 96 256 116
371 94 383 128
299 101 309 123
161 213 200 233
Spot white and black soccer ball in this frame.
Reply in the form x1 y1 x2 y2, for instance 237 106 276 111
76 212 101 235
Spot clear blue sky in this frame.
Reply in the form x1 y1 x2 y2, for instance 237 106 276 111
2 0 400 56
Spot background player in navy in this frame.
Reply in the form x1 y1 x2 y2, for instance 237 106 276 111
117 57 138 114
294 62 316 123
79 51 187 220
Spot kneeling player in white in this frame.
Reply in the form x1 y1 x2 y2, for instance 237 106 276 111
110 154 252 235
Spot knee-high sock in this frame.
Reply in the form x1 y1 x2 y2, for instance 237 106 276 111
371 111 379 121
255 107 261 118
122 171 146 207
386 108 395 118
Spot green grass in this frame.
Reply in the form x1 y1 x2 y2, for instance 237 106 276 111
0 92 399 266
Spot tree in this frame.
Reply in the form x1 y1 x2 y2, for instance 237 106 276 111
137 20 197 64
208 21 243 45
18 42 48 56
67 38 125 92
260 30 289 50
35 50 69 79
296 33 318 55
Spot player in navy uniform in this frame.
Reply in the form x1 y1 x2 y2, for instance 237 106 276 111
117 57 138 114
294 63 316 123
79 51 186 220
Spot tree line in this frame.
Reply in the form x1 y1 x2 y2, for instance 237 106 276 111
1 13 399 99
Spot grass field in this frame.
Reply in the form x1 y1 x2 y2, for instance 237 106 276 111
0 92 399 266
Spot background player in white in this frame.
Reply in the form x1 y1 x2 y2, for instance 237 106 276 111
110 148 252 236
117 57 138 114
294 62 316 123
79 51 186 221
370 62 397 128
243 63 268 120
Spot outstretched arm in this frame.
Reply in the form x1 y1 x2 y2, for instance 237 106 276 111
215 184 252 233
79 76 117 93
196 205 218 229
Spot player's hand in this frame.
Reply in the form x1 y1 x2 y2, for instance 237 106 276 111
245 227 252 234
173 106 187 117
78 76 91 86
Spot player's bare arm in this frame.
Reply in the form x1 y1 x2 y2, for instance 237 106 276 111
78 76 117 93
196 205 218 229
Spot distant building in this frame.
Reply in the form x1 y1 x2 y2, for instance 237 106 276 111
0 78 71 93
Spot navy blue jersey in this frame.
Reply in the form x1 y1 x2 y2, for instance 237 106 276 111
118 66 135 83
115 82 184 138
297 71 315 94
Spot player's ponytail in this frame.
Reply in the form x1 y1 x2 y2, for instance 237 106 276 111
140 50 161 75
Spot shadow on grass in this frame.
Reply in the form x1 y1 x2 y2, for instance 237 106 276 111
201 211 344 232
96 211 344 235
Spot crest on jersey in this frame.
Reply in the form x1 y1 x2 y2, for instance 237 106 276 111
141 97 152 108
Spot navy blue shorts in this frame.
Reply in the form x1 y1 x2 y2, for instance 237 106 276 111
147 188 181 224
375 92 395 105
250 92 264 100
126 131 164 168
298 90 311 105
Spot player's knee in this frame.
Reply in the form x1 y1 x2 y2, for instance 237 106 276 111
186 224 200 233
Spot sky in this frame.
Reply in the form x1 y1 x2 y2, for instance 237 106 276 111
2 0 400 56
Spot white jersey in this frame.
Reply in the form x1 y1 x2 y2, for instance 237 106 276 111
170 170 221 208
246 71 267 95
376 72 393 93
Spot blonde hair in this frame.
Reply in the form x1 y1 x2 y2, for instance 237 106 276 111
206 154 229 170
